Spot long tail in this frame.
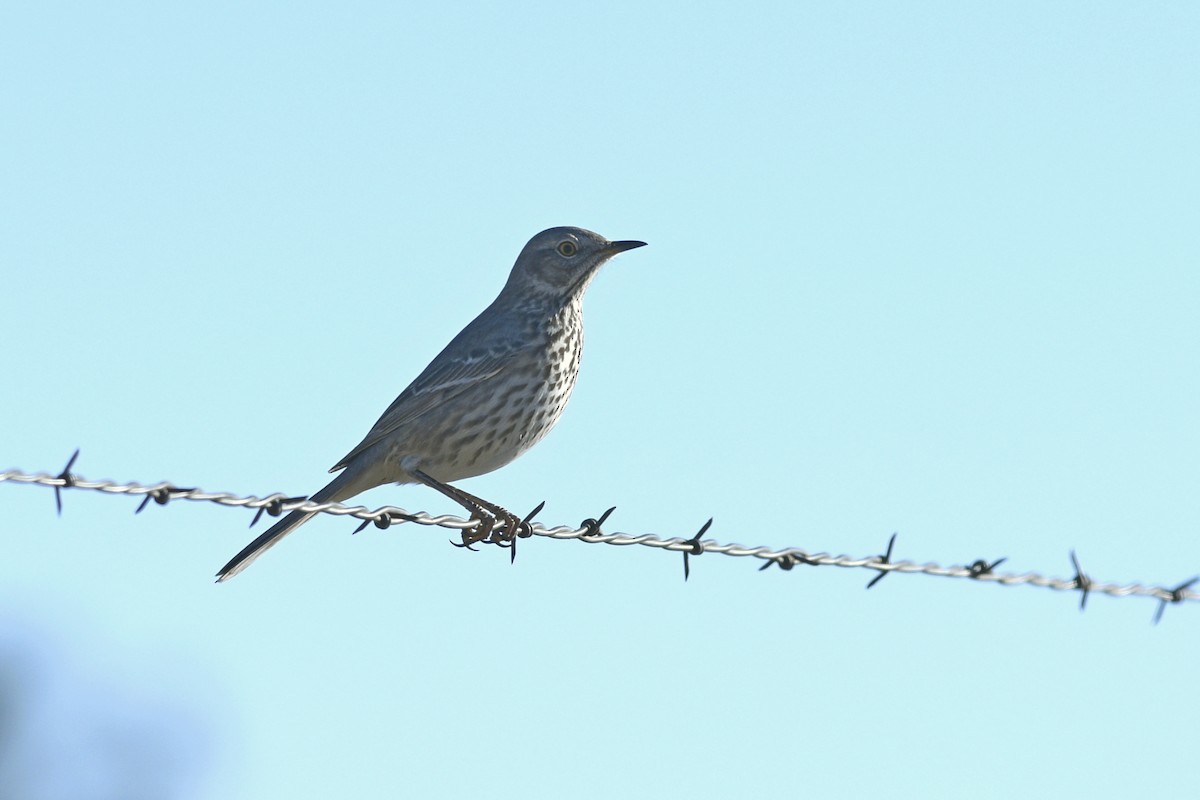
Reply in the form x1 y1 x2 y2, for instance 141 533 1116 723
215 466 371 582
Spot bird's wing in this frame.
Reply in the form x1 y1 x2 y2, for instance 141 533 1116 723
329 340 531 472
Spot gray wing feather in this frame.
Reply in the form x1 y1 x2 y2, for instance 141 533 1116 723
330 332 532 472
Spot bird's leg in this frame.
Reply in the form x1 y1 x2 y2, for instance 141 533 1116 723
408 468 522 546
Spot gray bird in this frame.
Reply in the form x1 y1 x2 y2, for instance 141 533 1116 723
216 226 646 581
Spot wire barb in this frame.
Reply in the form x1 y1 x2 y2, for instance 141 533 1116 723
250 495 308 528
1069 549 1092 611
758 552 820 572
968 557 1007 578
1153 576 1199 625
505 501 547 564
580 506 617 538
682 518 713 582
866 533 898 589
354 509 417 535
134 484 198 514
53 448 80 516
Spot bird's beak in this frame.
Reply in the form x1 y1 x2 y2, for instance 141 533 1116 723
605 240 648 255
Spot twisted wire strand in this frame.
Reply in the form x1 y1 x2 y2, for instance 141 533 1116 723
2 467 1196 610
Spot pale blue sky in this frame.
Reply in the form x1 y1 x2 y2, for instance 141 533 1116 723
2 2 1197 798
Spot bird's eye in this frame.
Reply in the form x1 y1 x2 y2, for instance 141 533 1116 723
557 240 578 257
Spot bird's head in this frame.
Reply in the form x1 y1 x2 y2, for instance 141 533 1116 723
505 226 646 301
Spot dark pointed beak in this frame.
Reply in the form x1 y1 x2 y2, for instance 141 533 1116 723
605 239 647 255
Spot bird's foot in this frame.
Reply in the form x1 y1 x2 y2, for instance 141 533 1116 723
453 505 518 548
452 511 495 549
487 500 545 544
487 507 523 545
453 501 544 563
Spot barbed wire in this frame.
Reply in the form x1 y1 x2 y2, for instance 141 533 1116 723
2 451 1197 622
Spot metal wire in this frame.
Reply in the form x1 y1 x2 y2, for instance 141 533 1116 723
2 455 1197 620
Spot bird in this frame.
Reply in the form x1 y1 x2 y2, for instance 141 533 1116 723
216 226 646 581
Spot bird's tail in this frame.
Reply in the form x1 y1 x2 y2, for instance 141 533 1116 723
215 466 371 582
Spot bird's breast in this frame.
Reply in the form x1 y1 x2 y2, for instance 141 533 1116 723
413 308 585 481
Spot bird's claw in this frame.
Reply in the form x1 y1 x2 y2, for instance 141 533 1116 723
453 500 542 562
